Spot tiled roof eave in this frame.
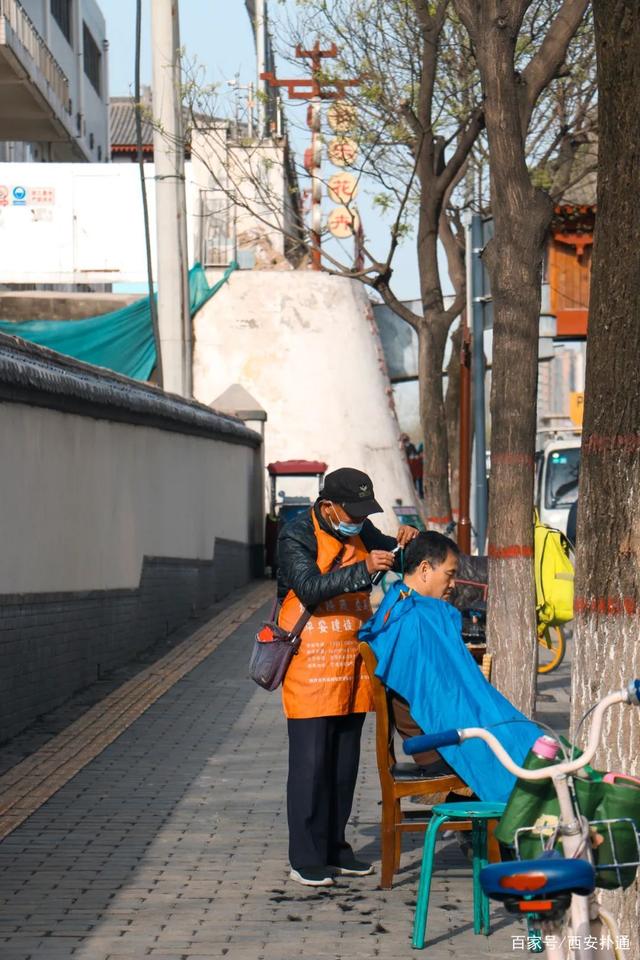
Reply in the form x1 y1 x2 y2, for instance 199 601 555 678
111 144 154 153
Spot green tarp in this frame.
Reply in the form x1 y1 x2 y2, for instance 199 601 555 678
0 261 237 381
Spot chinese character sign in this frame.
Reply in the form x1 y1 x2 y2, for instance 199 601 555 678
327 101 356 133
328 137 358 167
327 173 358 205
328 206 360 239
28 188 56 205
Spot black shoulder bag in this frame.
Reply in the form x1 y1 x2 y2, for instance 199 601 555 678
248 548 346 692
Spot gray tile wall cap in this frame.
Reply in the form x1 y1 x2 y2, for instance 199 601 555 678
0 332 261 448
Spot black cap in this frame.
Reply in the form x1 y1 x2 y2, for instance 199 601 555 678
320 468 383 518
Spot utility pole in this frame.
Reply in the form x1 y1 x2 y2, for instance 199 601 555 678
255 0 267 138
306 93 323 271
457 310 472 554
150 0 192 398
470 214 489 553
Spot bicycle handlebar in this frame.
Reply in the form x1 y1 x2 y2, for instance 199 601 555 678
403 680 640 782
404 729 461 753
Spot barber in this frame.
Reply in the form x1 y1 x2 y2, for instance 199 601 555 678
276 467 418 887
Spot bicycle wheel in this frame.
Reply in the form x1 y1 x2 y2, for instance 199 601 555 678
537 625 566 674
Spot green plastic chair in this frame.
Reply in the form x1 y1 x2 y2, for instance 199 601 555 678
412 800 507 950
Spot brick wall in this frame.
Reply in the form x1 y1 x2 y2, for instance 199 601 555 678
0 543 257 742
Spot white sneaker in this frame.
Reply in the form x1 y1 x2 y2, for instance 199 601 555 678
289 867 335 887
329 859 375 877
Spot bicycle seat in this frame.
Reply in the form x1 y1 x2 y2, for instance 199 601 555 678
480 854 596 900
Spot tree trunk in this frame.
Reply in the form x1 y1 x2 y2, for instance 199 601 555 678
418 316 452 530
445 322 463 518
474 16 553 715
572 1 640 948
485 236 545 715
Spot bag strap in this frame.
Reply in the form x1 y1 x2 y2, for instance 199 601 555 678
268 593 279 621
288 546 347 642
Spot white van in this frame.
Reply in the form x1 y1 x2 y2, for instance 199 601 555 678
535 434 581 534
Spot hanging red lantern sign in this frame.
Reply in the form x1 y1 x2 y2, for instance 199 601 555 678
327 102 356 133
328 205 360 238
327 172 358 204
328 137 358 167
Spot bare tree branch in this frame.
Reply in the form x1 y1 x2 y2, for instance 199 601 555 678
519 0 590 131
437 107 485 195
369 277 422 330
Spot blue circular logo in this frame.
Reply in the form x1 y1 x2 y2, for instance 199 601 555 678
12 186 26 201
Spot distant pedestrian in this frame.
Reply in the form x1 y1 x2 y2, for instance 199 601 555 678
276 467 418 886
401 434 424 499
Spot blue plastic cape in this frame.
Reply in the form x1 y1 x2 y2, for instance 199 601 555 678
359 581 541 802
0 261 237 381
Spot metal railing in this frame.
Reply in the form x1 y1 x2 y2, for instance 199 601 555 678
0 0 70 112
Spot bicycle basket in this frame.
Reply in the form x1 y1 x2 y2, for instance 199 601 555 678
514 817 640 891
581 775 640 888
498 757 640 890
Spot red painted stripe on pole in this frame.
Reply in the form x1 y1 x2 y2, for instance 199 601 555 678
575 596 639 615
491 452 536 466
583 434 640 455
488 545 534 558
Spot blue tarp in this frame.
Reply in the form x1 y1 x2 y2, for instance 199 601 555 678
359 581 542 803
0 261 237 381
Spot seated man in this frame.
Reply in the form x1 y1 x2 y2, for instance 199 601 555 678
359 531 541 804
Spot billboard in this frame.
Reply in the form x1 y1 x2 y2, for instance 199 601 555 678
0 163 199 285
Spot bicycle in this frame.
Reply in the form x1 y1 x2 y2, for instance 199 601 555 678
404 679 640 960
537 623 567 674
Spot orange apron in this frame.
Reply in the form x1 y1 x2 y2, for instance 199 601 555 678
279 510 374 719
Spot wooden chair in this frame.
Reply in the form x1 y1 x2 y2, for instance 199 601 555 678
480 651 493 681
360 641 474 888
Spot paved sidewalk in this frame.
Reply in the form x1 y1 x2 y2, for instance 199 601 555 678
0 592 571 960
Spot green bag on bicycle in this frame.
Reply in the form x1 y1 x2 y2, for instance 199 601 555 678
577 775 640 890
494 742 640 890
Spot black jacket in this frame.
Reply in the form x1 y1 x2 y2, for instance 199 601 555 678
277 503 397 605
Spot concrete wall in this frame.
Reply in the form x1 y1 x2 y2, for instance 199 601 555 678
0 291 135 322
0 332 263 741
193 271 418 533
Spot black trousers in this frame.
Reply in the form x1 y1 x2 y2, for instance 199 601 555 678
287 713 366 870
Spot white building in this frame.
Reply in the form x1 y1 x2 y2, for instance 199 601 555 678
0 121 305 288
537 342 586 423
0 0 109 162
190 125 305 271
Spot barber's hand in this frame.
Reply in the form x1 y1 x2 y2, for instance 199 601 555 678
365 550 396 575
396 525 419 547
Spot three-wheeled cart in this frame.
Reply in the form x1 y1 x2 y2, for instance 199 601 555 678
265 460 328 577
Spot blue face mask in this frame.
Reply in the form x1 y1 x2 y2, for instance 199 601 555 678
330 506 363 538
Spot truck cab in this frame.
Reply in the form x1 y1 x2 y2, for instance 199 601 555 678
535 432 581 534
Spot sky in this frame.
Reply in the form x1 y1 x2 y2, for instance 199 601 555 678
99 0 424 300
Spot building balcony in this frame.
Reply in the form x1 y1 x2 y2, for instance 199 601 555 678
0 0 75 145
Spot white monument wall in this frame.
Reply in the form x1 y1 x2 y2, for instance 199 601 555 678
193 271 418 534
